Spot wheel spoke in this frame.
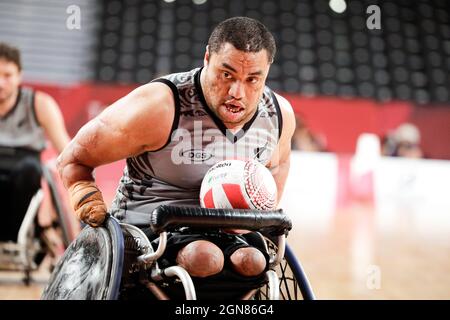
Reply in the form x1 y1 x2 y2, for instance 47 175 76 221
254 239 302 300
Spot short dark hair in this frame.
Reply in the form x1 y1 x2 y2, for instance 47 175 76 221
208 17 276 63
0 42 22 70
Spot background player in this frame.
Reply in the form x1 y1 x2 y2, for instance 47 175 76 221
0 42 71 242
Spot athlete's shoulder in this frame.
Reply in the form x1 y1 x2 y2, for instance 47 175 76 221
129 82 174 116
155 67 200 84
33 90 61 122
273 92 294 112
34 90 56 104
263 86 293 110
272 91 296 138
263 85 295 117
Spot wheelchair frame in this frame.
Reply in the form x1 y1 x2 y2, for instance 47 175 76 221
0 189 43 278
42 206 315 300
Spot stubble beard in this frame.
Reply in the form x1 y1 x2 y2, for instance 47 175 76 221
0 88 16 105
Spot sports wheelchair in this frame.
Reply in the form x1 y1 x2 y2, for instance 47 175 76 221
0 159 77 285
41 205 315 300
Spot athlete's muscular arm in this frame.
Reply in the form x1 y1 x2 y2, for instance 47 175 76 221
34 91 71 154
57 82 175 226
268 93 296 206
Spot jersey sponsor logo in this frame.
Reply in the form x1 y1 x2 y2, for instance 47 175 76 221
171 121 278 165
180 148 213 162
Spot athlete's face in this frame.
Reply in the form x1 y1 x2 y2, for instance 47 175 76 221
201 43 271 129
0 59 21 103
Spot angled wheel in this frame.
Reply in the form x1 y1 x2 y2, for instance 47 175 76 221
41 217 124 300
254 241 315 300
41 165 77 246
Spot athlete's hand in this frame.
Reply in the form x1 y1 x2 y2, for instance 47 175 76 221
68 180 108 227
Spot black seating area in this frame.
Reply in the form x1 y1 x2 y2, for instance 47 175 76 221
95 0 450 105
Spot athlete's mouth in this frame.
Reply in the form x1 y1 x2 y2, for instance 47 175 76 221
224 103 244 114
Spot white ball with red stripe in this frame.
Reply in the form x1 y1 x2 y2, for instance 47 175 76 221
200 159 277 210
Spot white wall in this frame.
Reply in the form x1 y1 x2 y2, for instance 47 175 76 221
281 151 450 235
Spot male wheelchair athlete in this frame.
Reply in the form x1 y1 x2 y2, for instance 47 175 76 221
41 205 315 300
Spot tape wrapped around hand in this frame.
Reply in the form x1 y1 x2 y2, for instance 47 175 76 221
68 180 107 227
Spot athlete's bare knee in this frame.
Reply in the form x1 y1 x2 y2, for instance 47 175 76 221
176 240 224 278
230 247 266 277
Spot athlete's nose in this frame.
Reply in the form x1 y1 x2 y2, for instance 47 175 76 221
228 81 244 100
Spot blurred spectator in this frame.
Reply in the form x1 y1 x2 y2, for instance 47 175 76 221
382 123 424 159
291 115 327 152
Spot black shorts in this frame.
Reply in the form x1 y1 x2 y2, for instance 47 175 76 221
0 148 42 241
140 227 270 300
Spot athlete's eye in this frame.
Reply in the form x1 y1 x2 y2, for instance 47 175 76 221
223 71 232 79
247 77 259 84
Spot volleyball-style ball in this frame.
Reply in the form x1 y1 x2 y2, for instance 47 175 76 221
200 159 277 210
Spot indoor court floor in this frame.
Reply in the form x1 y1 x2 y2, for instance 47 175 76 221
1 200 449 300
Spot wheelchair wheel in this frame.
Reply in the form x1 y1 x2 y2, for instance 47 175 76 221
41 165 72 247
254 241 315 300
41 217 124 300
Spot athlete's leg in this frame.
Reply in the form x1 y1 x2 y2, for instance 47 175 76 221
11 155 42 214
176 240 224 277
1 154 41 241
229 246 267 277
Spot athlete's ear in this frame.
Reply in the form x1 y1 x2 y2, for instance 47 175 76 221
204 45 210 67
